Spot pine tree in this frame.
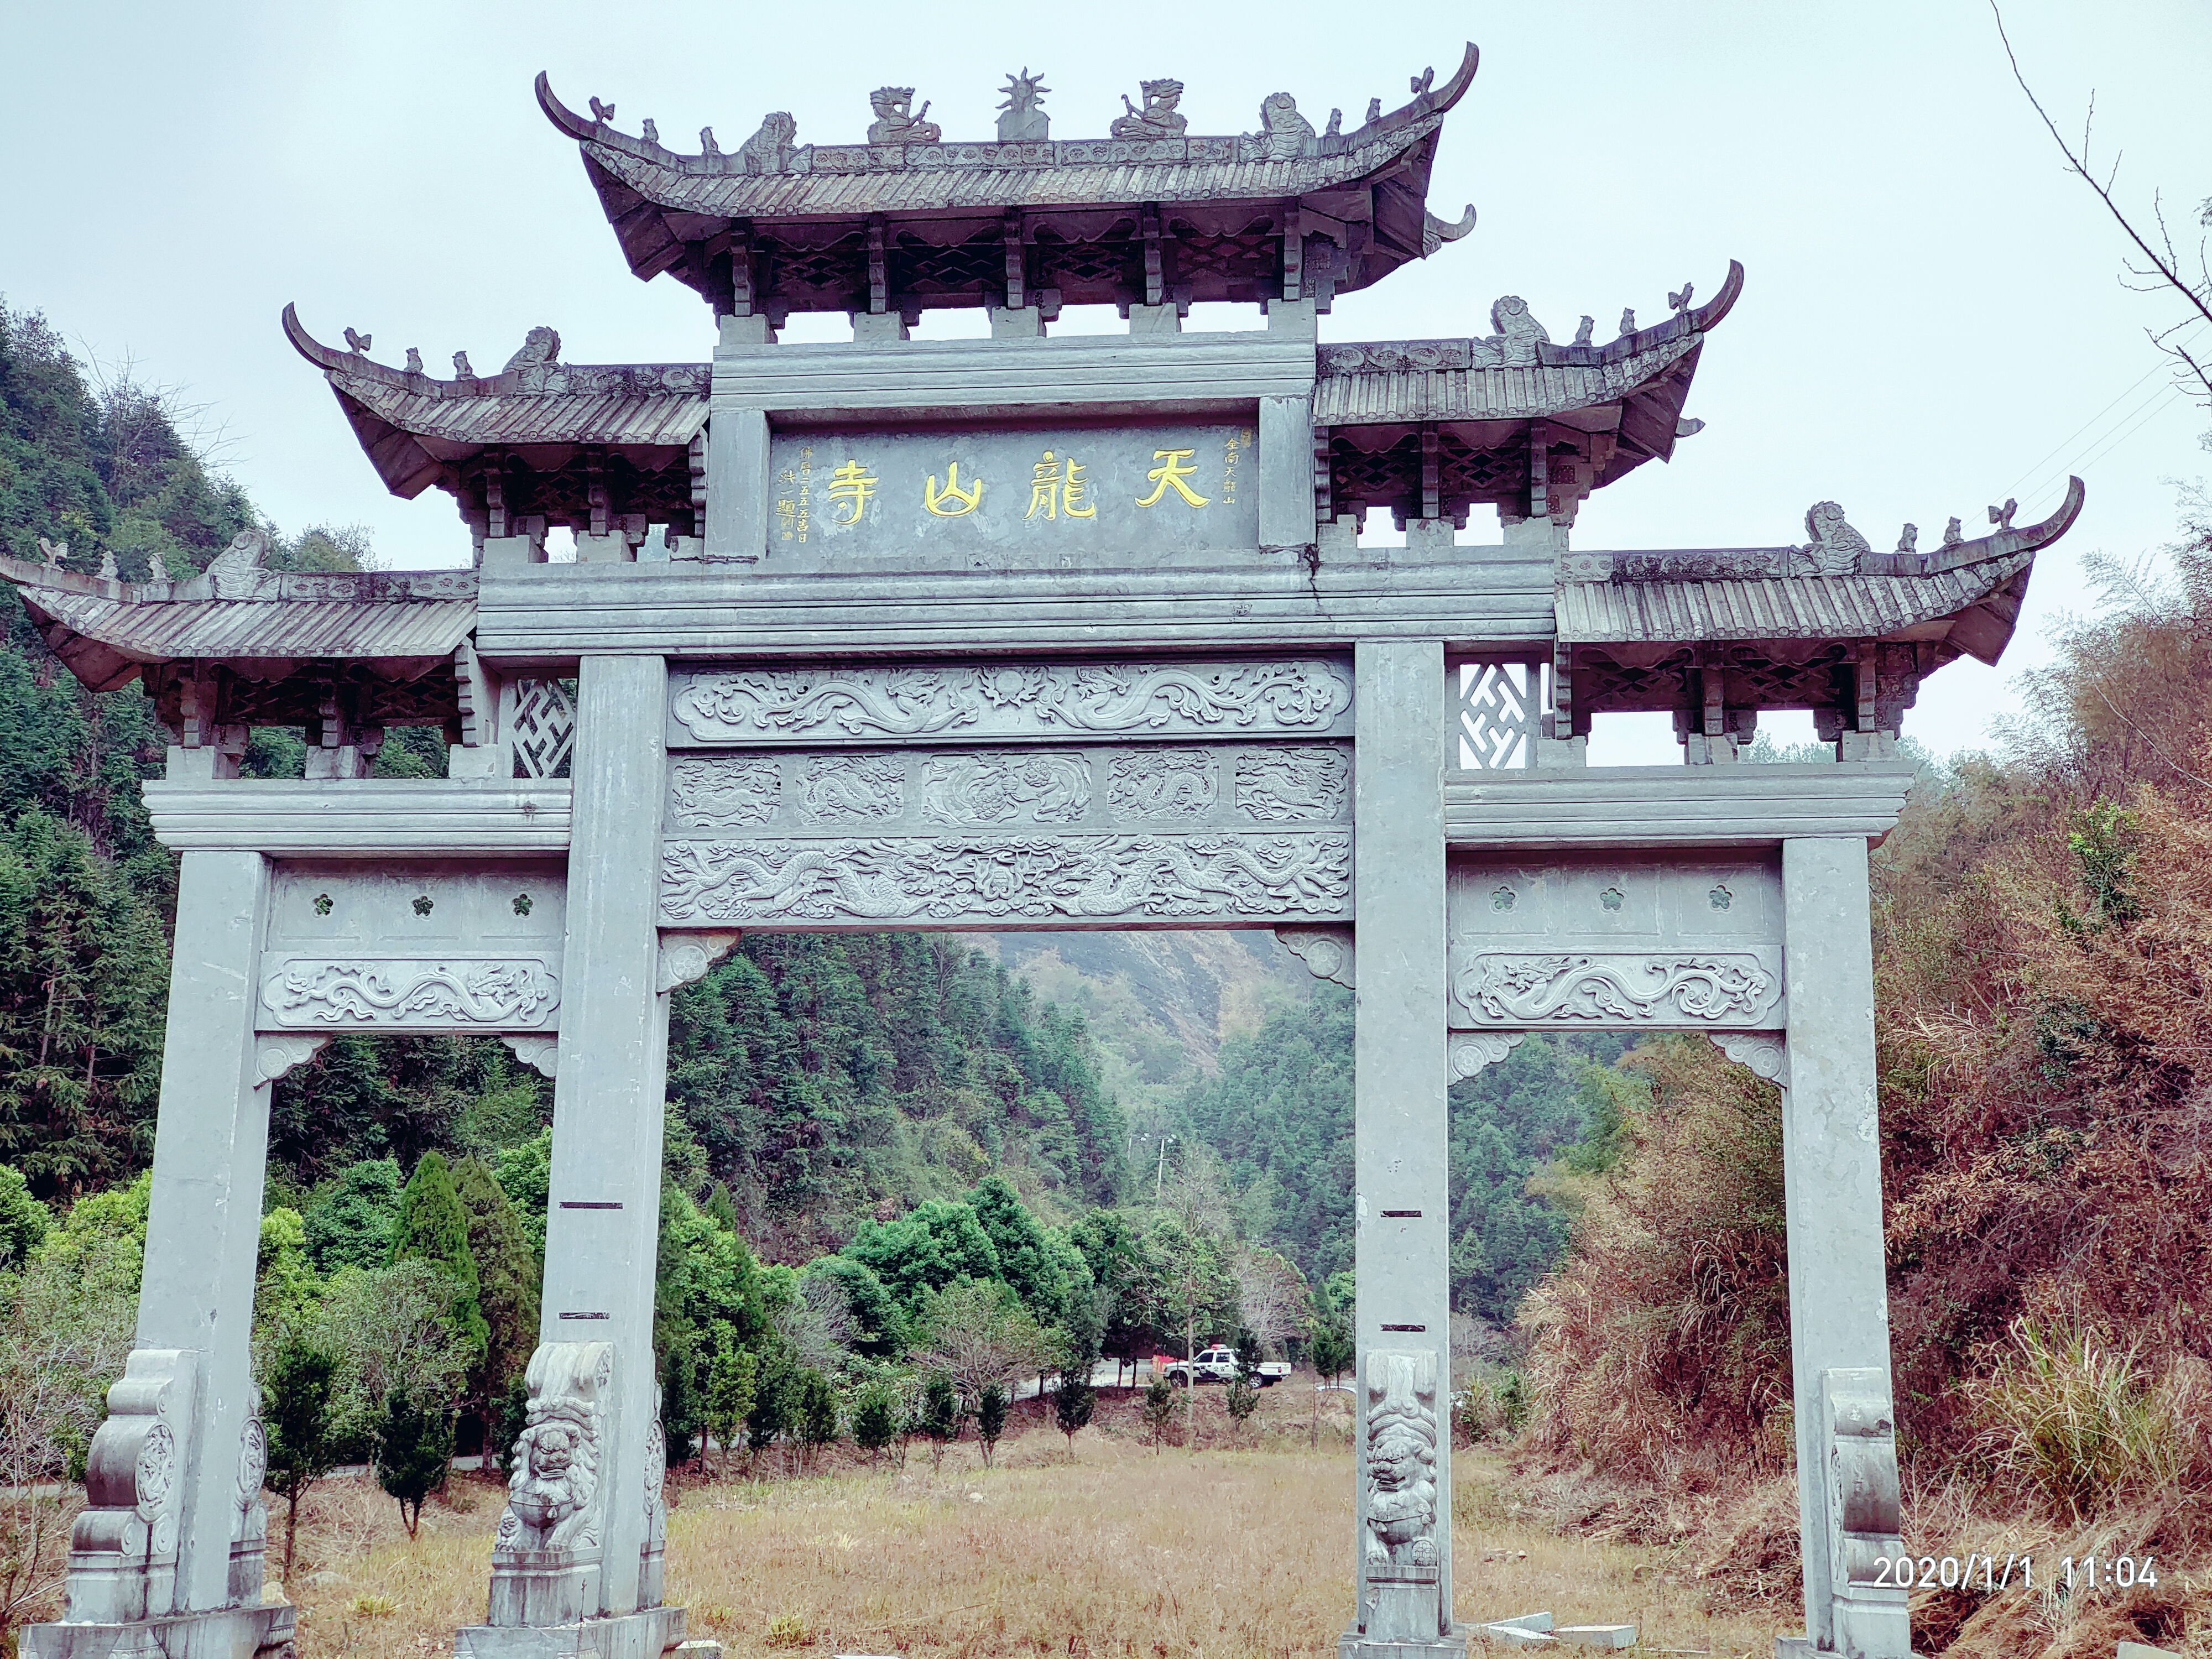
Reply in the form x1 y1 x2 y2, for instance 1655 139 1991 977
1054 1376 1095 1451
262 1332 337 1582
851 1381 899 1466
374 1385 453 1538
794 1370 842 1471
976 1383 1008 1467
1141 1376 1176 1452
705 1337 757 1477
920 1371 958 1470
390 1151 488 1365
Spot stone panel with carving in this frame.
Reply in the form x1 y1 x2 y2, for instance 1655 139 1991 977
1453 951 1781 1027
920 752 1090 824
1235 747 1351 821
1107 749 1218 818
660 831 1350 925
668 659 1354 745
669 755 780 828
795 754 905 822
260 958 561 1030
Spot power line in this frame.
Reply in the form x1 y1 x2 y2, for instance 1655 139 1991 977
2002 321 2210 499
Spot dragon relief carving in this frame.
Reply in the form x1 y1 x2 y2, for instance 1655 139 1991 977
669 755 781 828
495 1343 614 1556
668 660 1353 744
261 959 560 1029
920 752 1091 825
1235 747 1350 821
1107 749 1219 818
659 832 1350 924
795 755 906 822
1455 951 1780 1026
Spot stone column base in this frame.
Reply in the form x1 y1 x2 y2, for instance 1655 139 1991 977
456 1605 686 1659
1338 1622 1468 1659
21 1601 295 1659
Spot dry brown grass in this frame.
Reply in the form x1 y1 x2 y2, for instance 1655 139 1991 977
247 1389 1793 1658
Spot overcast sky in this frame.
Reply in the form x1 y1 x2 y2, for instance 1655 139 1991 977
7 0 2206 763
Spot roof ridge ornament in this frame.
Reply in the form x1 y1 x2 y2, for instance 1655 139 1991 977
1113 79 1187 139
867 86 940 146
997 69 1048 143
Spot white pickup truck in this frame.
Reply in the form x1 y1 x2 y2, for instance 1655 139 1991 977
1160 1346 1292 1387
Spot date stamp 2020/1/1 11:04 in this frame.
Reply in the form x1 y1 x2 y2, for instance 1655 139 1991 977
1866 1553 2158 1593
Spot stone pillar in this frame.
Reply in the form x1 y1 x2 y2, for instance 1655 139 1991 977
25 851 295 1658
703 405 769 561
462 655 681 1659
1259 394 1316 554
1344 640 1460 1659
1778 837 1908 1659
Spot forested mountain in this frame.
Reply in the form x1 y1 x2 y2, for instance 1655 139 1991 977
1172 989 1615 1318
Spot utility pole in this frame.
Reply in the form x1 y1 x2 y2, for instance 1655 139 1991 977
1154 1134 1175 1206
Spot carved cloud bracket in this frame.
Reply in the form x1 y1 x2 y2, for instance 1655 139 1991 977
500 1035 559 1079
1447 1031 1526 1081
656 930 744 993
1714 1030 1788 1084
1275 926 1353 988
255 1034 330 1086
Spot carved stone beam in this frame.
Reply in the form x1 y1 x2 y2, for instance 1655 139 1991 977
866 216 889 316
1141 204 1165 309
656 930 743 993
1281 207 1303 304
1447 1030 1525 1081
1276 925 1353 988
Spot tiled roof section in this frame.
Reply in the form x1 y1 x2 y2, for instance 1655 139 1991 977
22 590 478 663
1314 335 1699 425
1557 548 2034 649
0 552 477 693
281 307 708 498
576 119 1451 218
539 45 1478 212
333 375 707 450
1313 260 1740 427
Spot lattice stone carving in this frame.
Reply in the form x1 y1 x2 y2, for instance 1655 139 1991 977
1454 662 1540 770
660 832 1350 924
512 678 577 780
1454 951 1781 1026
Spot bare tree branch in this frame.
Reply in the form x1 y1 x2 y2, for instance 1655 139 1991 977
1991 3 2212 403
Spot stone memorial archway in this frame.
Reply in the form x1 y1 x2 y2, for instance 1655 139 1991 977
13 41 2081 1659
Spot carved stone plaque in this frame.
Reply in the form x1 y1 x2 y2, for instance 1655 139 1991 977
765 424 1258 570
659 831 1350 927
665 744 1351 834
667 660 1355 747
260 958 561 1030
1446 855 1785 1030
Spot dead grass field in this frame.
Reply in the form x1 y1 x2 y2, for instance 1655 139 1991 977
262 1386 1793 1659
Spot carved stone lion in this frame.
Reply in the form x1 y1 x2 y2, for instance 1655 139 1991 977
1800 500 1872 576
738 112 797 173
1363 1352 1439 1570
498 1418 599 1552
1253 93 1316 161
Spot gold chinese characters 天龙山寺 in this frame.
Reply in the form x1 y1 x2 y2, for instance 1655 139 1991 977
1136 448 1211 509
825 460 878 525
1025 450 1097 520
924 461 984 517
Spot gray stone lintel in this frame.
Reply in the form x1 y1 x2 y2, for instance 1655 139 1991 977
471 557 1557 660
710 328 1314 421
142 780 573 855
1443 763 1916 851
